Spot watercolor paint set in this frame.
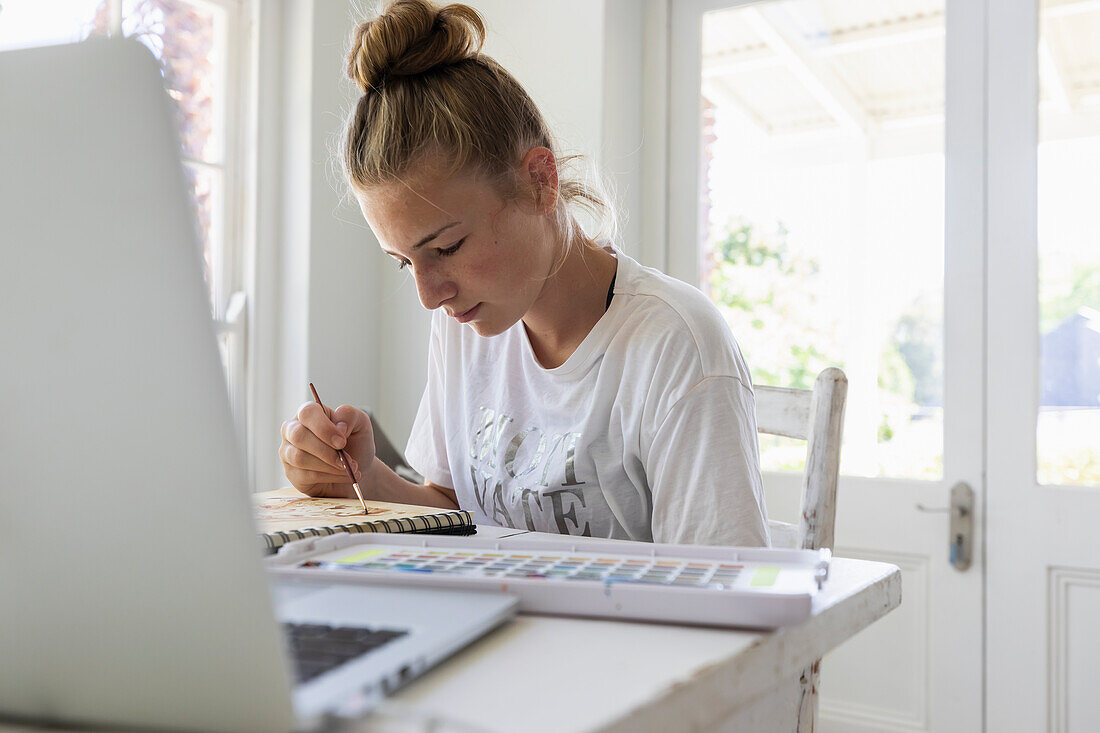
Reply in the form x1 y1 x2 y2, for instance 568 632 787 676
269 533 831 629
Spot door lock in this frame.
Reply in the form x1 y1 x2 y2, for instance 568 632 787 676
916 482 974 571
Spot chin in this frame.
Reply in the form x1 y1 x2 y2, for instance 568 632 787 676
468 321 503 337
466 311 518 338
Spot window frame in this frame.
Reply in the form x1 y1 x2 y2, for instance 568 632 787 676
103 0 255 460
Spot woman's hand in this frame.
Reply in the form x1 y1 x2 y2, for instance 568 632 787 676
280 402 376 498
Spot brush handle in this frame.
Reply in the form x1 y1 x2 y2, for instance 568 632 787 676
309 382 367 509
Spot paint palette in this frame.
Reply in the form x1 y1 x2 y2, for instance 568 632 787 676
269 534 831 629
301 548 763 589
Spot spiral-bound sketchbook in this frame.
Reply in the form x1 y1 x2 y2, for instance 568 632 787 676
255 488 475 553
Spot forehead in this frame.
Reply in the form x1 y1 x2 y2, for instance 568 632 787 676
357 165 505 252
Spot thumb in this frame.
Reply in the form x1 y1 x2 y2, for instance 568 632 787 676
332 404 371 437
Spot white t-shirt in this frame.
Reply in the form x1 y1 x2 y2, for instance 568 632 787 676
405 248 770 547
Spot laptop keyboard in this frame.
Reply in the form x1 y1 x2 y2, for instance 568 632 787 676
283 622 408 684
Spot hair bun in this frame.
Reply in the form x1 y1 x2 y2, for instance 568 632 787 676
347 0 485 93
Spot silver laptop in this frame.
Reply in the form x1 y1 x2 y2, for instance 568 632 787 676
0 39 515 732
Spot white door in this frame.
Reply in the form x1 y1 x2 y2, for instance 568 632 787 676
666 1 985 729
987 1 1100 730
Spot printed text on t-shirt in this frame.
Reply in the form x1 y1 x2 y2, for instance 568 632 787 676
467 406 592 535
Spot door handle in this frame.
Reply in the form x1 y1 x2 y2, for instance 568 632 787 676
916 482 974 571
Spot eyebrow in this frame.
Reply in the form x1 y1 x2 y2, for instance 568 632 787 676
381 221 461 257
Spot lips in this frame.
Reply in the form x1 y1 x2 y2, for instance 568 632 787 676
452 303 481 323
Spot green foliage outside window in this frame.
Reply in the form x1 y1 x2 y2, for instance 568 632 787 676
708 219 841 392
707 218 946 478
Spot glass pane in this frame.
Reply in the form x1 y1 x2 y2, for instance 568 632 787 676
0 0 103 51
184 163 223 314
122 0 225 163
700 1 945 479
1037 0 1100 487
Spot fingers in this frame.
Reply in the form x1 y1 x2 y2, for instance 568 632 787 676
296 402 349 451
331 404 372 439
280 402 370 496
280 439 362 493
281 416 355 474
282 461 361 493
279 431 349 474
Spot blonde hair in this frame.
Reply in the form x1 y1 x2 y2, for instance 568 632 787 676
341 0 616 253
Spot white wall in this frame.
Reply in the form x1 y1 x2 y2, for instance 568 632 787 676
253 0 381 492
257 0 655 488
303 0 381 418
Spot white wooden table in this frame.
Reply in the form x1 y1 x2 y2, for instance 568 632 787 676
353 527 901 733
0 529 899 733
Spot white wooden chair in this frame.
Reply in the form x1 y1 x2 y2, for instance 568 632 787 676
754 366 848 733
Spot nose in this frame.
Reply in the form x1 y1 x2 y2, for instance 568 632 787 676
412 265 458 311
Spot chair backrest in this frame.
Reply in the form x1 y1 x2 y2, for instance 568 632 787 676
755 367 848 551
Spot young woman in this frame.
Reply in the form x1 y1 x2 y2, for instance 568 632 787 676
279 0 770 547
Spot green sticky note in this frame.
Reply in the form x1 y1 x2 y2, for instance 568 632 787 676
335 549 386 564
750 567 780 587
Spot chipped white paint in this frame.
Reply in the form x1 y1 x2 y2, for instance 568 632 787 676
333 531 898 733
757 367 849 732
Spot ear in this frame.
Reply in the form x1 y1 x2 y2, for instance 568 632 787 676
520 147 559 216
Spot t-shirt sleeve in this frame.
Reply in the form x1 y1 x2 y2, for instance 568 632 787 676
403 315 453 489
646 376 770 547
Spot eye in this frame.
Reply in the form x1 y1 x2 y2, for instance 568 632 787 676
438 237 466 257
395 258 410 271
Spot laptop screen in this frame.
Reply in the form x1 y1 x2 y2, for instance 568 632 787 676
0 39 295 732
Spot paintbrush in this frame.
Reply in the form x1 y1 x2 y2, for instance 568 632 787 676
309 382 369 515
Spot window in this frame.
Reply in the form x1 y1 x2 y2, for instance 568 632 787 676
696 1 946 480
1036 0 1100 487
1 0 252 441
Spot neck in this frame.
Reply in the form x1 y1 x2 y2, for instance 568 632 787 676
522 237 618 369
